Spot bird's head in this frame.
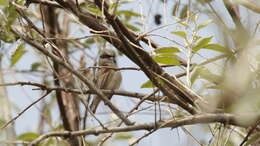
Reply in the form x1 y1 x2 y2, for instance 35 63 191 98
98 49 117 66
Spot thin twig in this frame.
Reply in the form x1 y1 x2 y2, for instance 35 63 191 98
0 140 30 145
239 119 260 146
28 112 260 146
79 98 108 130
0 91 51 129
0 81 170 103
129 129 156 146
97 89 161 145
11 29 134 126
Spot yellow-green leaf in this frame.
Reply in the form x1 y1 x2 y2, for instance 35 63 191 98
88 8 102 16
153 55 180 66
154 47 180 54
171 31 187 39
116 10 142 17
125 23 140 31
140 80 155 88
179 4 188 19
190 66 200 85
178 21 189 28
85 38 94 44
31 62 41 71
172 3 179 16
191 14 198 23
197 20 213 30
114 133 133 140
0 119 4 127
0 0 8 6
200 68 221 84
10 44 26 67
6 5 18 27
204 43 231 53
17 132 39 142
193 35 202 42
191 66 221 84
192 36 213 51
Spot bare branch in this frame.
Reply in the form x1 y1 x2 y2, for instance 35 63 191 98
0 140 29 145
0 81 177 104
29 112 260 146
237 0 260 14
11 29 134 126
0 91 51 130
25 0 62 8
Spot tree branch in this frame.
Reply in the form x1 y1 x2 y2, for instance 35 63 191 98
0 81 174 104
29 112 260 146
11 29 134 126
237 0 260 14
0 91 51 130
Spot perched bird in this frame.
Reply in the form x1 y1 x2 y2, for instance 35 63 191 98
90 49 122 113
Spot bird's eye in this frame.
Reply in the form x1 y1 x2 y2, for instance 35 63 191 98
100 54 114 58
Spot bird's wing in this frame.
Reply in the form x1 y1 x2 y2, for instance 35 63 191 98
90 68 122 113
96 69 122 90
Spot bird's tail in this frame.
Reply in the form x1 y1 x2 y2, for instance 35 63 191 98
89 94 114 114
89 96 101 114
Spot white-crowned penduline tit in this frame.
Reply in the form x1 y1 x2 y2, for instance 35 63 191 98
90 49 122 113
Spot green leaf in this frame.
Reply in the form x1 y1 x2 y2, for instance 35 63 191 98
125 23 140 31
0 31 16 43
172 3 179 16
0 0 8 6
53 124 64 131
178 21 189 28
191 66 221 85
114 133 133 140
6 5 18 27
154 47 180 54
110 1 130 10
190 66 200 85
193 35 202 42
85 38 94 44
192 36 213 51
204 43 231 53
10 44 27 67
17 132 39 142
191 14 198 23
140 80 156 88
179 4 188 19
88 8 102 16
197 20 213 30
191 66 221 84
152 55 180 66
171 31 187 39
0 119 4 127
200 70 221 84
116 10 142 17
31 62 41 71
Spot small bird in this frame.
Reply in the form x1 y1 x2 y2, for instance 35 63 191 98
90 49 122 113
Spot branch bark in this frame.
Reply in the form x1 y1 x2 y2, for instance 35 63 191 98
51 0 199 114
41 5 82 146
11 28 134 126
29 112 260 146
